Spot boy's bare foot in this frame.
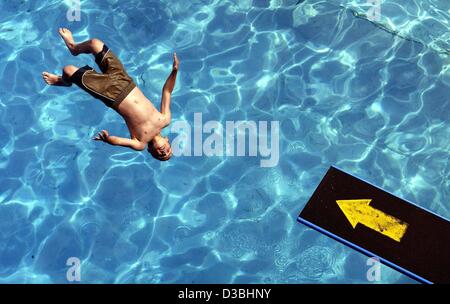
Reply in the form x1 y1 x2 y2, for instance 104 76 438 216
42 72 71 86
59 28 78 56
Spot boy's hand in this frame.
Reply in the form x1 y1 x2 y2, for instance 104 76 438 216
172 53 179 71
93 130 110 143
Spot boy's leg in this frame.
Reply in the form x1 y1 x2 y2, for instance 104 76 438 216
42 65 79 87
59 28 104 57
59 28 112 74
43 29 136 108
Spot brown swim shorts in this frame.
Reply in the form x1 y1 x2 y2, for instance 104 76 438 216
67 44 136 109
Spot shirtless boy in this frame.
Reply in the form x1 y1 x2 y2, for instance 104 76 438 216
42 28 178 161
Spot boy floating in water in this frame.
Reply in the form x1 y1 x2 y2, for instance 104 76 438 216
42 28 178 161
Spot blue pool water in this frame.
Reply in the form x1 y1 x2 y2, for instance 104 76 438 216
0 0 449 283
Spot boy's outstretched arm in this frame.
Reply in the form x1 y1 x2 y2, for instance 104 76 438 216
160 53 179 126
93 130 146 151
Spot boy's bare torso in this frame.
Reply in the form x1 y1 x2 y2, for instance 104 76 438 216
117 86 165 143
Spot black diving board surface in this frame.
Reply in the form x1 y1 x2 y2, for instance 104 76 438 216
297 166 450 284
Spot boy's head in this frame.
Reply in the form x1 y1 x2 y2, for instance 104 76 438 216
148 134 172 161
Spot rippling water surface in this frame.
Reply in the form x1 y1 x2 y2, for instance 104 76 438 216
0 0 448 283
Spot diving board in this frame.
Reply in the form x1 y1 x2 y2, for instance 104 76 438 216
297 166 450 284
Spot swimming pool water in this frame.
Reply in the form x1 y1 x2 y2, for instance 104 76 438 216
0 0 448 283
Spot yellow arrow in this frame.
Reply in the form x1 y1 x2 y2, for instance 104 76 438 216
336 199 408 242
